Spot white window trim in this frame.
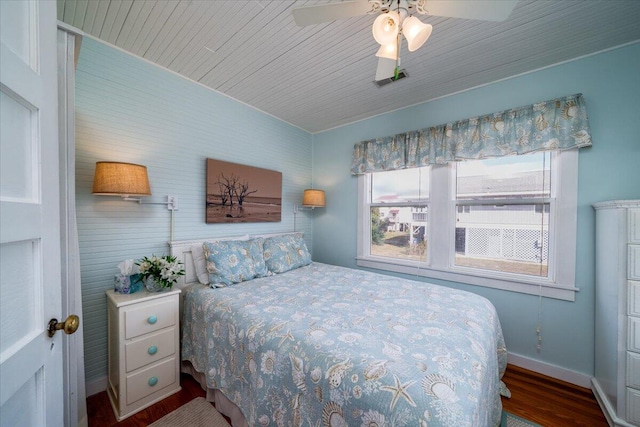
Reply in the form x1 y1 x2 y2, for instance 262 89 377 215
356 150 579 301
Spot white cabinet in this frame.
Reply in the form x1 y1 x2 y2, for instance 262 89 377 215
106 289 181 420
593 200 640 427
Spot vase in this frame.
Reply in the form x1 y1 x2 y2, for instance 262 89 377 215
144 277 167 292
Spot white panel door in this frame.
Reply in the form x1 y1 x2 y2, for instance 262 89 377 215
0 1 63 426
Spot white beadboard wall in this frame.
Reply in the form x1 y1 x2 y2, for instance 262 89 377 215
75 37 313 383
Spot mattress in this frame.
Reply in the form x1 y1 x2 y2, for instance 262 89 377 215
181 262 508 426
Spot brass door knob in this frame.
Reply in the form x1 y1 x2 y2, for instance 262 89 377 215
47 314 80 337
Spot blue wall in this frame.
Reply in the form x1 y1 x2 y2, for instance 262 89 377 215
77 35 639 385
75 38 312 384
311 42 640 378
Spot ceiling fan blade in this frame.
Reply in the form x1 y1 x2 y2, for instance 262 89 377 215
292 0 373 27
423 0 518 22
375 57 397 81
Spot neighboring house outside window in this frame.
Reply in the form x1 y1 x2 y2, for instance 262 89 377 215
357 150 579 301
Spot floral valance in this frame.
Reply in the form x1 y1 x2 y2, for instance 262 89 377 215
351 93 592 175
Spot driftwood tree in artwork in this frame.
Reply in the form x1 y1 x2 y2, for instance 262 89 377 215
217 180 230 206
234 180 258 206
206 158 282 224
216 173 239 206
216 173 258 206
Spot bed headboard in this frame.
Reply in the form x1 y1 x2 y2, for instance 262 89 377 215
168 238 204 289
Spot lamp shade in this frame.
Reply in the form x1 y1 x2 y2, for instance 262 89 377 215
402 16 432 52
375 41 398 60
92 162 151 197
302 189 325 208
372 11 400 45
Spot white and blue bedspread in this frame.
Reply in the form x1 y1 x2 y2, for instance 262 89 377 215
182 262 508 426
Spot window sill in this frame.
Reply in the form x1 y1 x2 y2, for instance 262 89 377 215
355 256 578 301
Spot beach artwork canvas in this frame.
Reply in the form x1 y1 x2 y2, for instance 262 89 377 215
206 159 282 223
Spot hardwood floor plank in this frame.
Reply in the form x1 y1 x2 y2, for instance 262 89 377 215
88 366 607 426
501 364 607 426
87 374 206 427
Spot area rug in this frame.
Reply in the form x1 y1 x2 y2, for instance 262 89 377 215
150 398 537 427
149 397 230 427
501 410 542 427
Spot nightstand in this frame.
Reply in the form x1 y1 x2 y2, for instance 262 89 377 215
106 288 181 421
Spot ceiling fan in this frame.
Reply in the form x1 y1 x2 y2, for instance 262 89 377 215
292 0 518 83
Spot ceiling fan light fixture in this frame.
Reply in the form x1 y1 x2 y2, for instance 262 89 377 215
402 16 433 52
372 11 400 45
375 42 398 60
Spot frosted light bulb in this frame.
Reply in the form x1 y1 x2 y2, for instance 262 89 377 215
372 12 400 45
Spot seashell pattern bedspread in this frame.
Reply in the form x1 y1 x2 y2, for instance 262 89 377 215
182 262 508 426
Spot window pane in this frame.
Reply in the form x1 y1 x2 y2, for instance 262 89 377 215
372 167 429 203
457 152 550 199
454 204 549 276
371 206 427 262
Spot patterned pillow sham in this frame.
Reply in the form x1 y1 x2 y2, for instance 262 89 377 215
204 238 268 287
192 234 250 285
263 233 312 274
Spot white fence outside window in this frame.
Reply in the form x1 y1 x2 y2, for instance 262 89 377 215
458 226 549 262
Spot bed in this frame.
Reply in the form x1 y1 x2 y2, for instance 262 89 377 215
170 233 508 427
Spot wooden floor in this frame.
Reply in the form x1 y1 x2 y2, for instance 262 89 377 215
88 364 607 426
501 364 607 426
87 374 207 427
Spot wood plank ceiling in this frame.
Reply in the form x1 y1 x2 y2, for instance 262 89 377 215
58 0 640 133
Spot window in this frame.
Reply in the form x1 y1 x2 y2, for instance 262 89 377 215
357 151 579 301
455 152 550 277
369 167 429 262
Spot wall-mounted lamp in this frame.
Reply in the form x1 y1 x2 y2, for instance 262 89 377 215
293 189 325 231
302 189 326 208
92 161 177 210
294 189 326 213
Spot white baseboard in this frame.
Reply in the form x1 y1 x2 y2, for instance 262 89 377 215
85 376 108 397
507 352 592 388
592 378 627 427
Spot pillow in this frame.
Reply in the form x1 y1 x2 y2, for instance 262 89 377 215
191 244 210 285
204 238 268 287
248 238 269 278
263 232 312 274
192 235 249 285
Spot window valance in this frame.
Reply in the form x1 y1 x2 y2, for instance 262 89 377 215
351 93 592 175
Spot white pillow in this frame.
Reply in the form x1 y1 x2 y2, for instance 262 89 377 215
191 235 250 285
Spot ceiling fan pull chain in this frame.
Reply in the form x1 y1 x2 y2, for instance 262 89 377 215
394 33 401 79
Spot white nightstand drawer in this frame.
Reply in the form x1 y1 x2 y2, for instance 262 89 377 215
628 352 640 389
630 245 640 280
125 327 176 373
629 317 640 353
126 357 177 405
630 210 640 244
125 298 176 339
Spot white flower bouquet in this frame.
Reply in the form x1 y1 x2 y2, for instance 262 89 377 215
136 255 185 290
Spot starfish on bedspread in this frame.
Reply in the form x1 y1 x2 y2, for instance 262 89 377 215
380 374 417 410
277 329 295 347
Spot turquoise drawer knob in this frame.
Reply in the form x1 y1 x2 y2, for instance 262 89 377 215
147 315 157 324
148 376 158 387
148 345 158 355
